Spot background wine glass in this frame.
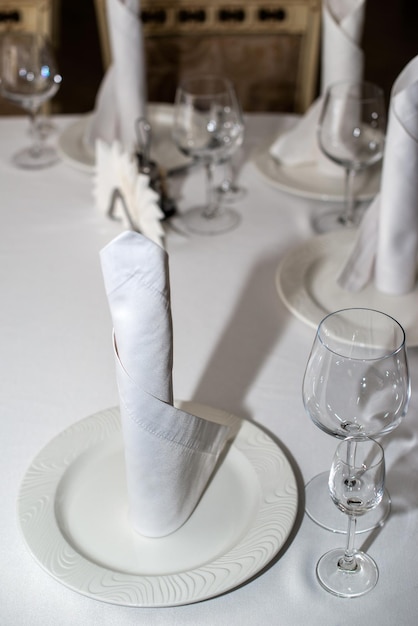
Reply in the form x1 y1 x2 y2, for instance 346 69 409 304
0 31 62 169
172 75 244 235
316 437 385 597
302 308 410 533
314 81 386 233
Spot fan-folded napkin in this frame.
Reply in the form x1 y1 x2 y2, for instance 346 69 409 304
85 0 146 152
100 231 230 537
338 55 418 294
269 0 366 171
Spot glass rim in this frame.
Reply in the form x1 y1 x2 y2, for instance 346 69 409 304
316 307 406 361
324 80 385 102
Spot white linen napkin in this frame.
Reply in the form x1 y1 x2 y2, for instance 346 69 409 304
84 0 146 152
100 231 231 537
269 0 366 171
338 55 418 294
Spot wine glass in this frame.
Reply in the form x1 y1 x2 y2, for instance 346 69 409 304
0 31 62 169
172 75 244 235
314 81 386 232
302 308 410 533
316 437 385 597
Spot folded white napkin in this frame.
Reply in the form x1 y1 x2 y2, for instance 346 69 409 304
100 231 231 537
269 0 365 171
94 140 165 247
85 0 146 152
338 55 418 294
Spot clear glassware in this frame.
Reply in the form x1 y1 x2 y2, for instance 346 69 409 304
302 308 410 533
314 81 386 232
0 31 62 169
172 75 244 235
316 437 385 597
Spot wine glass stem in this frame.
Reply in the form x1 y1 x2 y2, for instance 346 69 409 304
28 109 43 157
339 515 358 571
203 160 220 220
341 167 356 227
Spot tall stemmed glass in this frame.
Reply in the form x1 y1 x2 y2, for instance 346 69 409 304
315 81 386 232
302 308 410 533
0 31 62 168
317 437 385 597
172 75 244 235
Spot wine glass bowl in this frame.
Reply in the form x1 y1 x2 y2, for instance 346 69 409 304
316 437 385 597
172 74 244 235
315 81 386 232
0 31 62 168
302 308 410 533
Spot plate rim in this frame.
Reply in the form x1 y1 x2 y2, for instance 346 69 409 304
56 102 190 174
252 144 381 202
276 229 418 347
18 403 298 607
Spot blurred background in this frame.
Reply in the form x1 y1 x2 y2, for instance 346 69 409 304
0 0 417 115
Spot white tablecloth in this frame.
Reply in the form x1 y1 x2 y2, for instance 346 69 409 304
1 114 417 625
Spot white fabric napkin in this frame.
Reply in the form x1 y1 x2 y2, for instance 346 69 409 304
85 0 146 153
269 0 366 171
338 55 418 294
100 231 231 537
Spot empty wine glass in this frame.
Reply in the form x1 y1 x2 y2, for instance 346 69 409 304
316 437 385 597
172 75 244 235
315 81 386 232
0 31 62 168
302 308 410 533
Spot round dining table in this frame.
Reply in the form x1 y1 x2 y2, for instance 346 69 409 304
1 110 417 626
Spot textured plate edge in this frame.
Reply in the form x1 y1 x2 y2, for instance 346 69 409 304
252 146 381 202
275 231 418 347
17 404 298 608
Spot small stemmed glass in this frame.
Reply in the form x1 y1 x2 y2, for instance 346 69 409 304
315 81 386 232
303 308 410 533
0 31 62 168
172 75 244 235
317 437 385 597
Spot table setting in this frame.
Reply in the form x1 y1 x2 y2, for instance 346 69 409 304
1 0 418 624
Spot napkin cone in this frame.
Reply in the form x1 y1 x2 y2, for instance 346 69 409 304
85 0 146 152
100 231 230 537
269 0 365 173
338 55 418 294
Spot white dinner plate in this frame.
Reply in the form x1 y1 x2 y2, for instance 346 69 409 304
18 402 298 607
57 103 191 174
276 229 418 346
253 145 381 202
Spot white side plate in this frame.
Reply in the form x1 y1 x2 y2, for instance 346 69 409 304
253 146 381 202
57 103 191 174
276 229 418 346
18 402 298 607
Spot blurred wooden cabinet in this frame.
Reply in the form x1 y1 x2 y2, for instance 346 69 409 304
0 0 56 113
0 0 53 37
94 0 321 113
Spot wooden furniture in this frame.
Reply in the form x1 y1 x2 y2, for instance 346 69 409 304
0 0 56 113
94 0 321 113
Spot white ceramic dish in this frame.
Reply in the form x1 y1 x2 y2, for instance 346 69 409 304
276 229 418 346
18 402 298 607
57 103 191 174
253 146 381 202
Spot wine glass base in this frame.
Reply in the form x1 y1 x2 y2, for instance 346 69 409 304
181 205 240 235
316 548 379 597
13 145 60 169
312 206 366 234
305 471 391 534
